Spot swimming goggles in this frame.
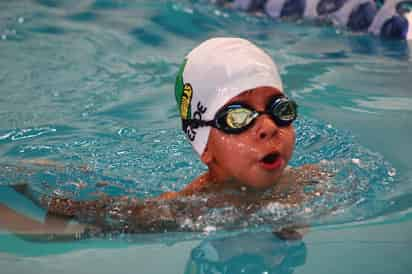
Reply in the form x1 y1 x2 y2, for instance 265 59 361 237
188 96 298 134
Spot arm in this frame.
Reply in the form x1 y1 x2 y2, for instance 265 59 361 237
2 161 186 235
0 203 87 241
21 192 183 233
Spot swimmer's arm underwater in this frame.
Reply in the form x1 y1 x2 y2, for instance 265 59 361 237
8 183 272 235
7 184 186 234
4 163 332 237
0 199 307 241
0 203 88 241
0 189 181 238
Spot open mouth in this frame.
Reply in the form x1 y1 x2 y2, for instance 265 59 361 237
261 152 279 164
260 152 283 170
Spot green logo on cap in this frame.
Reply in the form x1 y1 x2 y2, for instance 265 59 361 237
175 59 192 120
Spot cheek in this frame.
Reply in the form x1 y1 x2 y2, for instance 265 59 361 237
210 131 258 165
215 136 253 158
282 127 296 158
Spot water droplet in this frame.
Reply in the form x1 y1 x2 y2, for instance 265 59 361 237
181 218 193 228
1 34 6 40
388 168 396 177
351 158 361 165
18 17 24 24
183 7 193 14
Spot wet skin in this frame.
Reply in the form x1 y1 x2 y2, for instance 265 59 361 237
202 86 295 188
159 86 296 199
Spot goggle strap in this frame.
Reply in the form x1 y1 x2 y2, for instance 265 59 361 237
184 119 215 129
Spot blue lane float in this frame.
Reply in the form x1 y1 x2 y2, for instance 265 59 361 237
213 0 412 40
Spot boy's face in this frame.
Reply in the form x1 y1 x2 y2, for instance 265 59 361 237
203 87 296 189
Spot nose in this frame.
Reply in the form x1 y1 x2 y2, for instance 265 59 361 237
254 114 279 140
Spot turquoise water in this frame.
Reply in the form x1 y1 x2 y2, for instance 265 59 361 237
1 0 412 273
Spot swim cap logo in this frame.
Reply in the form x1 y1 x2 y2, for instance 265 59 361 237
175 59 208 142
175 59 192 120
180 83 193 120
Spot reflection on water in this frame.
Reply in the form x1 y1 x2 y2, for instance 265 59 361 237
185 232 306 274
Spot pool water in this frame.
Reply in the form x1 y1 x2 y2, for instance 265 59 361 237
1 0 412 273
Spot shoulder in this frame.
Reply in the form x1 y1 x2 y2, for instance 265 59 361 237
275 163 332 192
155 173 212 201
180 173 212 195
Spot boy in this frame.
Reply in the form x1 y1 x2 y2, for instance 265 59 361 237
0 38 324 238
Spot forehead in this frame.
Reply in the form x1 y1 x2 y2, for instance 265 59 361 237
226 86 284 106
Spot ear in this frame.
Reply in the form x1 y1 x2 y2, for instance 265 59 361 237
200 144 213 165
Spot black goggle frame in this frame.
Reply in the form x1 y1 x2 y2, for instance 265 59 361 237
185 96 298 134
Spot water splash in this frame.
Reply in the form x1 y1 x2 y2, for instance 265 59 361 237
0 117 397 232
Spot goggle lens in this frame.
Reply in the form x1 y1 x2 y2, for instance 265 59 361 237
225 108 258 129
271 99 297 124
215 97 297 133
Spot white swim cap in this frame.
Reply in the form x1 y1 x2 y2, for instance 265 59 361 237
175 37 283 156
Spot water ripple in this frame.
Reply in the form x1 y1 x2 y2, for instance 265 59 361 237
0 117 398 231
0 0 410 237
354 97 412 111
0 126 57 142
